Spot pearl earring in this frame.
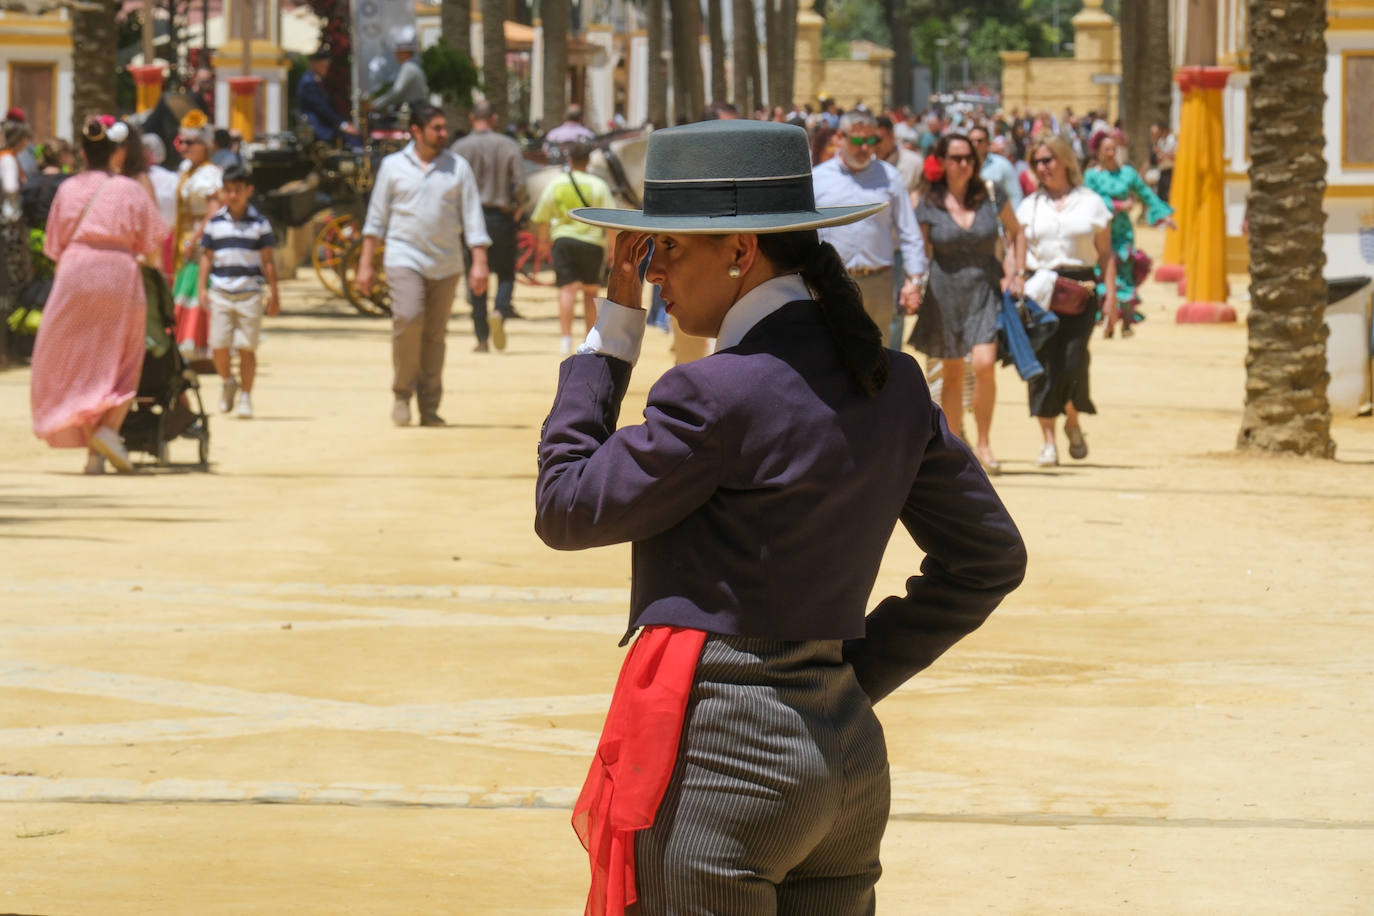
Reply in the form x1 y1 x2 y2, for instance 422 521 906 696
728 265 741 279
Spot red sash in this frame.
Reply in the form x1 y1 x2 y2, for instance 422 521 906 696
573 625 706 916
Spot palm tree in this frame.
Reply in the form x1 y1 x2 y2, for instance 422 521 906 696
669 0 705 121
541 0 569 129
882 0 913 110
1120 0 1172 169
707 0 726 105
441 0 473 124
732 0 759 114
766 0 797 110
71 0 119 138
648 0 668 126
1238 0 1334 456
481 0 509 123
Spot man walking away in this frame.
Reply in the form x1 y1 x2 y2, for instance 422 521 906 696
530 143 614 356
452 99 525 352
812 111 927 344
358 105 490 427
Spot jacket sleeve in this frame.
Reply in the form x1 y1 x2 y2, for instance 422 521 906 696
535 355 726 550
844 406 1028 703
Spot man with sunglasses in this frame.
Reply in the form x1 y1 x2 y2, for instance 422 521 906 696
812 111 927 345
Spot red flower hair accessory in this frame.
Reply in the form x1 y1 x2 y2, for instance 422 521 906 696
923 154 944 183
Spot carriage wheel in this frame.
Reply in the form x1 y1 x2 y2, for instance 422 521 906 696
312 212 358 299
341 237 392 316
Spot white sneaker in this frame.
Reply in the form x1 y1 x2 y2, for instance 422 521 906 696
392 398 411 427
89 426 133 473
559 335 573 357
83 452 106 475
219 376 239 414
1036 442 1059 468
491 312 507 351
235 392 254 419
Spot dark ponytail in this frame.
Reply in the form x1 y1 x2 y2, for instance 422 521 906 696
757 230 889 396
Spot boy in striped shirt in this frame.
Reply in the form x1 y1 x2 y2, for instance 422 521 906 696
197 165 280 419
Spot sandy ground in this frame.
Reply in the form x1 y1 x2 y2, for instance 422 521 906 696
1 229 1372 914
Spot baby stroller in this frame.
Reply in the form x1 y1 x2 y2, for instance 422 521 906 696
120 267 211 468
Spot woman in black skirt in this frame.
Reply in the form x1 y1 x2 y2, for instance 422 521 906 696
535 120 1027 915
1014 135 1117 467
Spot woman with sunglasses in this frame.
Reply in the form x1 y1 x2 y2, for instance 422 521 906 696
1015 135 1116 467
908 132 1026 474
536 120 1025 915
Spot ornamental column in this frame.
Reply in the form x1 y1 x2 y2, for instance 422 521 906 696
1175 65 1235 323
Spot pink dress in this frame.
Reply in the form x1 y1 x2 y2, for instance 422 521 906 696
30 171 168 448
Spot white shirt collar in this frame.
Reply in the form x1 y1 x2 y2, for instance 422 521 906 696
714 273 812 351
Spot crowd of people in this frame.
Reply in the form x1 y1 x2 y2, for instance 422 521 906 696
3 58 1182 475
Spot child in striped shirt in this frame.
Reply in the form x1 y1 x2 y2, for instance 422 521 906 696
197 165 280 419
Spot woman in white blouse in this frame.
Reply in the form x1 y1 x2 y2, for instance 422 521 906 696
1015 136 1117 467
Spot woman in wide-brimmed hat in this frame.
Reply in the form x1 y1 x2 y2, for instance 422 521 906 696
534 120 1026 915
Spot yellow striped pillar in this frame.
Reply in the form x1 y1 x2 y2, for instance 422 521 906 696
1156 69 1201 283
226 75 264 142
1176 66 1235 323
127 64 166 114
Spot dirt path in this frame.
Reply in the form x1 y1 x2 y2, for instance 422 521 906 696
2 240 1371 913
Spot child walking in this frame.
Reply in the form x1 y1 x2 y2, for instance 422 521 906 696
197 165 280 418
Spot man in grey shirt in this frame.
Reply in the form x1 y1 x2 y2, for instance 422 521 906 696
452 100 526 352
358 105 490 427
373 39 430 115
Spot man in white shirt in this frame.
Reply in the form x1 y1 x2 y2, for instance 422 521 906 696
359 105 491 427
811 111 926 347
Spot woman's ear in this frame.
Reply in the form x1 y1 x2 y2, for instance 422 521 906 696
733 233 761 275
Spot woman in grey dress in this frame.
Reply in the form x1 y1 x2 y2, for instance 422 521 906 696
909 133 1025 473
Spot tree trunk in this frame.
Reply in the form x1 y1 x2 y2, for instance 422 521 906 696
1238 0 1334 457
731 0 754 114
885 3 912 111
441 0 472 125
483 0 510 122
669 0 705 122
541 0 568 129
648 0 668 126
71 1 119 140
708 0 726 105
1142 0 1172 142
1119 0 1146 165
772 0 796 109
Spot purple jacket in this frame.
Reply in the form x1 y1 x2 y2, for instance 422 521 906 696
535 300 1026 701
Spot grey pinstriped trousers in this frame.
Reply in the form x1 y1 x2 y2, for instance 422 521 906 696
631 636 890 916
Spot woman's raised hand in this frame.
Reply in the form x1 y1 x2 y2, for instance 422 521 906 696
605 232 653 310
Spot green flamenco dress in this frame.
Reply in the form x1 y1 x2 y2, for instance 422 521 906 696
1084 163 1174 310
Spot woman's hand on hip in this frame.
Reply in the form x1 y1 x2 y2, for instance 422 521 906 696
605 232 652 309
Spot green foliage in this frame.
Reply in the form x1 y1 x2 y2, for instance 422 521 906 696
821 0 890 59
421 37 481 107
28 229 54 281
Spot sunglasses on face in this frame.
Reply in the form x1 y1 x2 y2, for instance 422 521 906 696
945 154 975 164
846 135 879 147
1032 156 1057 167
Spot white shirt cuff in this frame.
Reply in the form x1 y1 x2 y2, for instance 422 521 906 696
578 298 647 365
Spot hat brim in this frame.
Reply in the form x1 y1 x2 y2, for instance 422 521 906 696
569 202 887 234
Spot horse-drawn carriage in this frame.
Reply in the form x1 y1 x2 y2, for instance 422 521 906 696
241 120 650 317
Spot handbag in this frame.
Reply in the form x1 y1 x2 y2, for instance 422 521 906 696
1129 248 1153 286
1049 275 1093 315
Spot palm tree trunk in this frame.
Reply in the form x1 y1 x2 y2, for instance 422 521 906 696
772 0 796 110
731 0 754 113
541 0 569 128
441 0 473 124
483 0 510 122
1238 0 1334 457
71 0 119 140
884 1 912 111
669 0 705 122
708 0 726 105
648 0 668 126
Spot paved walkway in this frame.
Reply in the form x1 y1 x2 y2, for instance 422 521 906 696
2 244 1371 913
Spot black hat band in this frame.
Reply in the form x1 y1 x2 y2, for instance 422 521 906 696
641 175 816 220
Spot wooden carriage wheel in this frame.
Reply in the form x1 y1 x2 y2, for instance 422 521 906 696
341 237 392 316
311 212 359 299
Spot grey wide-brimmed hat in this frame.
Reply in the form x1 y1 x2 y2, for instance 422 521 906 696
570 120 885 234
